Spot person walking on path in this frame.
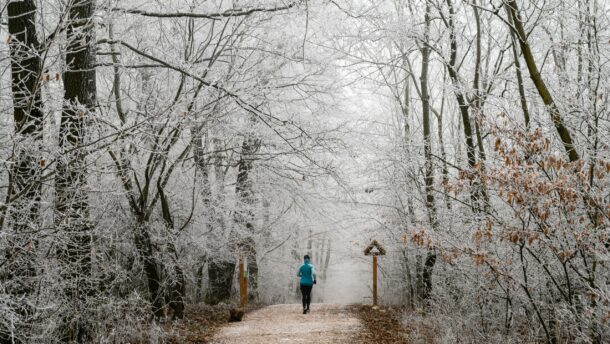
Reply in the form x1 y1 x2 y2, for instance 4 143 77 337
297 255 316 314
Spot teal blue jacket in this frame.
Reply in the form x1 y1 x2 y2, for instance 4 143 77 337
297 259 317 286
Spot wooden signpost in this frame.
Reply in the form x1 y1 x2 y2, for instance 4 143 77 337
239 256 248 308
364 240 386 306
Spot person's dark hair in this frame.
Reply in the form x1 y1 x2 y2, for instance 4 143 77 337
304 254 310 260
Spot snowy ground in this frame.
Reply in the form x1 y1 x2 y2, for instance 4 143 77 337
211 304 361 343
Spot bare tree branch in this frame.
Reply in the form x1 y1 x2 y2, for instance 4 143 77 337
109 2 301 19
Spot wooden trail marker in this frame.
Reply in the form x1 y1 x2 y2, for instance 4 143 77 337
239 256 248 308
364 240 386 306
373 255 378 306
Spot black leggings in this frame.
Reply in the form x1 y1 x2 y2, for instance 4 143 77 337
300 285 312 309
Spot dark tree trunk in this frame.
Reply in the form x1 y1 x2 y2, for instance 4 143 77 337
159 185 186 319
55 1 96 341
205 259 236 304
444 0 476 170
134 222 165 318
505 0 580 162
506 7 531 129
420 1 437 304
235 137 260 301
422 251 437 301
444 0 486 213
168 243 186 320
244 235 259 302
195 259 206 302
3 2 44 342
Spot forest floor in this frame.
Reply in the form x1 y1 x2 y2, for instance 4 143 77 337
160 303 420 343
162 303 248 343
211 303 361 343
207 303 416 344
353 304 432 344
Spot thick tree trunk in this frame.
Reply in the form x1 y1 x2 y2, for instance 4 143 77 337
55 0 96 341
3 2 44 342
167 243 186 320
134 222 165 318
422 251 437 301
205 259 236 304
204 227 236 304
244 235 259 302
420 1 437 304
235 137 260 301
158 185 186 319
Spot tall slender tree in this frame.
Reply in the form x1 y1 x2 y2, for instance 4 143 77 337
505 0 580 162
419 0 438 303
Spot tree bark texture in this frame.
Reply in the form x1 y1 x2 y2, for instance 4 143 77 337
205 259 236 305
159 186 186 320
134 223 166 318
235 137 260 301
55 0 96 341
420 1 437 303
2 1 44 342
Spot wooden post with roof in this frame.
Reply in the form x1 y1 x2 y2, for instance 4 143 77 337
364 240 386 306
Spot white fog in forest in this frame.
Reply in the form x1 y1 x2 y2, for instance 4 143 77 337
1 0 610 343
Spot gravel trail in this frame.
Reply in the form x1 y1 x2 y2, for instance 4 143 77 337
211 303 361 344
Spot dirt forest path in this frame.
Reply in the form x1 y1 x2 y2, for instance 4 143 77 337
211 303 362 343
